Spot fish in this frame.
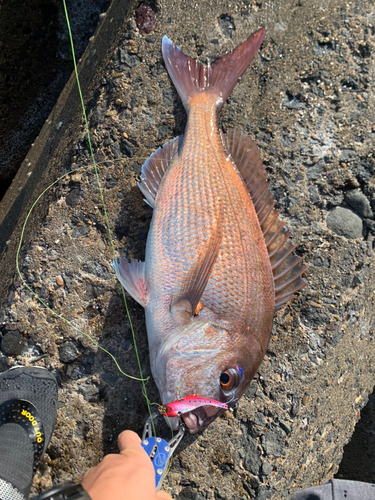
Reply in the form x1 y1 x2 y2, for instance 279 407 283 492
114 28 307 433
158 395 228 418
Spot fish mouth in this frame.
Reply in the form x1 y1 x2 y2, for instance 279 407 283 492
182 405 227 434
182 412 201 433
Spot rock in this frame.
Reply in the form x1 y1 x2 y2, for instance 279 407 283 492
59 341 79 364
79 383 100 402
326 207 363 239
118 49 140 67
305 161 325 180
101 371 118 388
66 188 81 207
279 421 292 434
262 461 273 476
345 190 373 218
135 5 157 34
1 330 26 356
218 15 235 39
0 353 10 372
308 185 321 204
56 275 64 287
241 436 261 475
262 428 286 458
178 487 206 500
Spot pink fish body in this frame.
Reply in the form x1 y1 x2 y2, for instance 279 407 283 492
159 395 228 418
114 29 306 433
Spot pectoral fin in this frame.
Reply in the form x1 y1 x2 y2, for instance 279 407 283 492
113 258 147 307
171 219 222 323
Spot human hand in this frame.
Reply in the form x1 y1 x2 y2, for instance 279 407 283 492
82 430 172 500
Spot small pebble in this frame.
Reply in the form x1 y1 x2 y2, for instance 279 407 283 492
56 275 64 286
98 240 106 253
71 174 82 183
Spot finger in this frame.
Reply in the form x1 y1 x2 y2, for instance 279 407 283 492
118 430 141 452
157 490 173 500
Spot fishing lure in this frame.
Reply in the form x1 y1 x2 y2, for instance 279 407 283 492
158 395 228 417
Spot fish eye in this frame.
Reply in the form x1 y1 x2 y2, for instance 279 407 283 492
219 368 242 391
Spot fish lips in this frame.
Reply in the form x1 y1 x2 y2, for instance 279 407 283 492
165 404 229 434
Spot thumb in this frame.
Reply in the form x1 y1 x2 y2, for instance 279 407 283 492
157 491 172 500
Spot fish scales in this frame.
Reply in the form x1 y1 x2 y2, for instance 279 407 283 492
149 94 274 331
114 28 307 433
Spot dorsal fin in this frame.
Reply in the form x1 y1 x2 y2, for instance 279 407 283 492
138 136 181 208
222 129 307 308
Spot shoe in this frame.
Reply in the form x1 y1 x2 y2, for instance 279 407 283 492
0 366 58 500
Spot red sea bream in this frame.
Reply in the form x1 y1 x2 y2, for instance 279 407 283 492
114 28 307 433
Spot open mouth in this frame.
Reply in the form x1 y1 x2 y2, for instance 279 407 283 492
182 412 201 433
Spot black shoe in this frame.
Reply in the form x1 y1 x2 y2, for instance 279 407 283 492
0 366 58 500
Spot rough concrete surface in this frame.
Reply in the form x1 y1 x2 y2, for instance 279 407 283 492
0 0 111 197
0 0 375 499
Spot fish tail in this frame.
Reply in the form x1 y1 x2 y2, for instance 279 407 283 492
162 28 265 112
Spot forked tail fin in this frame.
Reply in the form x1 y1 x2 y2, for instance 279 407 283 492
162 28 265 111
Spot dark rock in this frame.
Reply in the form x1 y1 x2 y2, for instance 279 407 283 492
257 485 275 500
345 190 373 218
262 461 273 476
79 383 100 402
66 188 81 207
71 225 91 238
110 142 121 159
279 421 292 434
103 137 113 146
101 371 118 388
308 185 321 204
218 15 235 39
245 381 258 399
326 207 363 239
0 353 10 372
120 138 136 157
341 77 360 91
178 487 206 500
118 49 140 67
262 427 286 457
282 95 306 110
163 87 174 108
305 161 325 180
158 125 172 141
353 266 370 286
82 262 111 279
1 330 26 356
59 341 79 364
313 40 334 56
241 436 261 474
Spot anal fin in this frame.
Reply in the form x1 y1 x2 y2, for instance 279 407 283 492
138 136 181 208
113 258 147 307
222 129 307 309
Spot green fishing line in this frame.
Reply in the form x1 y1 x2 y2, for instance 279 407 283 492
15 1 158 436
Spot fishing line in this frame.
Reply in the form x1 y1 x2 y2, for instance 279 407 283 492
15 1 158 436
